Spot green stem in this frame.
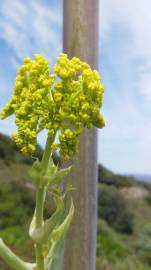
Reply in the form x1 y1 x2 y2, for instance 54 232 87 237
41 133 55 173
35 186 45 270
35 133 55 270
0 238 34 270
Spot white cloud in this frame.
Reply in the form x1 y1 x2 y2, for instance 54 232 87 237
100 0 151 101
138 69 151 101
98 0 151 173
99 92 151 173
101 0 151 59
0 0 62 62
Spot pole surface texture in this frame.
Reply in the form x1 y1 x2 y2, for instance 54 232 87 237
63 1 99 270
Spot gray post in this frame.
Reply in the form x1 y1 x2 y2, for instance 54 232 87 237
63 1 99 270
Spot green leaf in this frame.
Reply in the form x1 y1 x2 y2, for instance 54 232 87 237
42 166 72 187
44 199 74 270
29 194 64 244
0 238 35 270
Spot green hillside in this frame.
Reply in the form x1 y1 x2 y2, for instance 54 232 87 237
0 133 151 270
97 165 151 270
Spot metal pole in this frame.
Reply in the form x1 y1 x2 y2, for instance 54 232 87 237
63 1 99 270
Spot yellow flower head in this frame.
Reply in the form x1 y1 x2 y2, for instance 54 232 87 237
0 53 105 159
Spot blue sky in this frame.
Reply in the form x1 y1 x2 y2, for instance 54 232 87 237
0 0 151 174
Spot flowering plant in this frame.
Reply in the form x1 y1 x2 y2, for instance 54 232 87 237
0 53 104 270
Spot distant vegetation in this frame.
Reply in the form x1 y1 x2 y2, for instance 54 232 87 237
97 165 151 270
98 184 134 234
0 133 43 165
0 133 151 270
98 164 137 188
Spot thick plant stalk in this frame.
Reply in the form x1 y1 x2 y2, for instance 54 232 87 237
35 134 55 270
0 238 34 270
63 1 99 270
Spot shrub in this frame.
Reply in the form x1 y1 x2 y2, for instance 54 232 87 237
138 224 151 265
98 164 136 188
97 219 128 262
98 184 134 234
96 256 151 270
145 191 151 206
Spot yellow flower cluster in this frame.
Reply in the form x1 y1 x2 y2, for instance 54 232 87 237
0 53 105 159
